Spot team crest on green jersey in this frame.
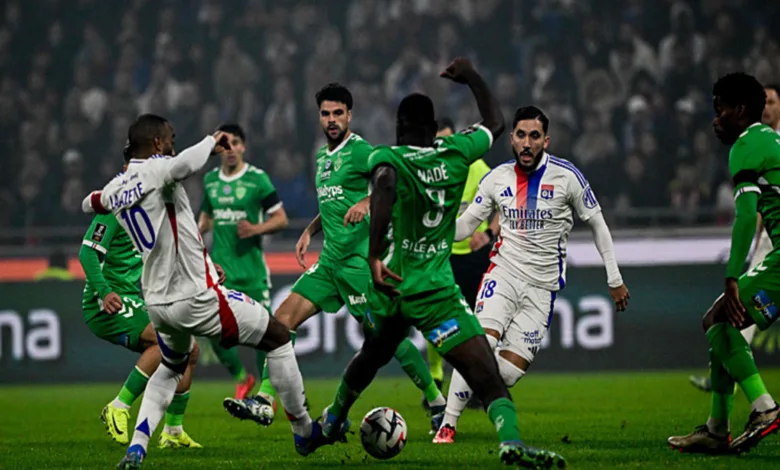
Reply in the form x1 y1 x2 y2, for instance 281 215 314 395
236 186 246 200
334 156 343 171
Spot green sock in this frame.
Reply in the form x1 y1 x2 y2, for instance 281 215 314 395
394 338 440 403
709 348 735 424
164 391 190 427
487 397 521 444
329 378 360 419
427 342 444 383
258 331 296 400
117 366 150 407
209 338 247 381
707 323 769 403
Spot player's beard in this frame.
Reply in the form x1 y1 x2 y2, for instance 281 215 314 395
514 147 544 172
324 125 347 146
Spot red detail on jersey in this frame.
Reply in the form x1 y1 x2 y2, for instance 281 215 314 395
489 235 503 259
214 286 239 347
285 409 297 422
514 165 529 209
90 191 110 214
203 249 215 288
165 203 178 255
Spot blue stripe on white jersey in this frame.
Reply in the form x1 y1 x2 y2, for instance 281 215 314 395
549 156 587 188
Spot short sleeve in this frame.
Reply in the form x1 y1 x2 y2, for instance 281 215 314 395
565 163 601 222
465 170 496 222
353 140 374 176
256 171 283 213
439 123 494 164
82 214 119 256
368 147 395 173
729 139 763 201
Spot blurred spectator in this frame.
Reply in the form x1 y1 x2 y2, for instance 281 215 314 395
0 0 778 238
270 147 317 219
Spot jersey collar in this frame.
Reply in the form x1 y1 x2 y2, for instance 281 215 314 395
325 132 353 156
738 122 763 140
219 162 248 182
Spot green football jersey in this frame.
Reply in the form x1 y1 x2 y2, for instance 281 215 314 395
201 163 281 291
81 213 143 321
368 124 494 296
315 133 373 265
731 123 780 243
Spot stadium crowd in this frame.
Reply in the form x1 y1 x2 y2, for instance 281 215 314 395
0 0 779 235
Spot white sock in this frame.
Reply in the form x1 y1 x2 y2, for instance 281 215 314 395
428 391 446 408
163 424 183 436
741 324 757 344
266 342 312 437
112 398 131 410
752 393 776 413
706 416 729 437
129 364 182 453
442 369 472 430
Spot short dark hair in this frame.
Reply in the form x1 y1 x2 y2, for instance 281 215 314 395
513 106 550 133
315 83 353 110
766 83 780 96
126 114 169 159
217 123 246 142
437 117 455 133
713 72 766 122
398 93 435 129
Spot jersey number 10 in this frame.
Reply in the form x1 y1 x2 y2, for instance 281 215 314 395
120 207 156 252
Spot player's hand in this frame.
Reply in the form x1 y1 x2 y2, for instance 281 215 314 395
102 292 123 314
440 57 476 84
212 131 231 154
369 257 403 298
296 230 311 269
609 284 630 312
469 231 491 251
724 278 746 327
344 199 370 227
214 263 226 284
237 220 259 239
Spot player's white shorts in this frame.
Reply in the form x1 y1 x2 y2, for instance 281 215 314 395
149 285 270 365
474 264 556 363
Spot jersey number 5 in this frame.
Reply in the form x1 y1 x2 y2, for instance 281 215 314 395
423 188 446 228
120 207 156 252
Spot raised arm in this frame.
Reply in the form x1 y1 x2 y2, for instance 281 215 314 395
440 58 505 139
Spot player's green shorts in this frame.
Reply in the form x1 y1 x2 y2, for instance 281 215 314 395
291 258 369 320
739 249 780 331
84 294 150 353
365 284 483 355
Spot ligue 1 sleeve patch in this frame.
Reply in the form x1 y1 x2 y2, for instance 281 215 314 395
92 223 107 242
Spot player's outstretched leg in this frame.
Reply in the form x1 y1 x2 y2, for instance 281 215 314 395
444 335 565 468
322 319 409 442
669 296 779 455
158 343 201 449
103 327 159 445
117 332 193 470
393 337 447 433
208 339 255 399
688 323 757 393
424 342 445 410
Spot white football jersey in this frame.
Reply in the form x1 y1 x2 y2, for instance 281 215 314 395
87 136 220 305
466 153 601 291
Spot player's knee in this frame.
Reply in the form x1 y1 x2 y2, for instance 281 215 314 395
257 317 291 351
496 354 526 388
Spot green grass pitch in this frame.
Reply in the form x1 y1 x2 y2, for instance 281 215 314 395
1 370 779 469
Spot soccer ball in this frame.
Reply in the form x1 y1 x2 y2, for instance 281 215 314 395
359 407 407 460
